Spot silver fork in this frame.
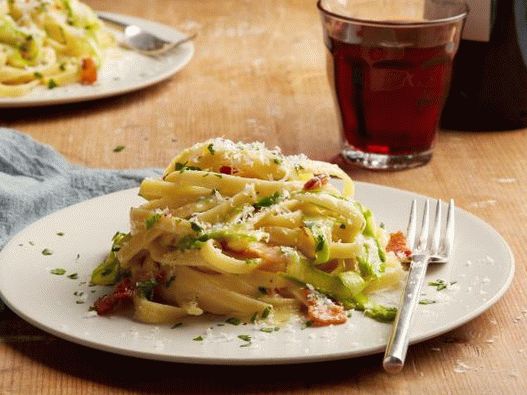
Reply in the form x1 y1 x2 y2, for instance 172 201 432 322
98 14 197 56
383 199 455 373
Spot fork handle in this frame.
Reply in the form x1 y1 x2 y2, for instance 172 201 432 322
383 254 429 373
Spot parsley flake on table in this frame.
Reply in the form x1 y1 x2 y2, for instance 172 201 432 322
56 232 65 236
50 268 66 275
193 336 204 341
41 248 53 256
113 145 125 153
67 273 78 280
207 143 215 155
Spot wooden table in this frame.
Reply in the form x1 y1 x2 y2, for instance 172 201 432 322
1 0 526 393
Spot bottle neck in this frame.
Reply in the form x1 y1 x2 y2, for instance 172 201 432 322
515 0 527 67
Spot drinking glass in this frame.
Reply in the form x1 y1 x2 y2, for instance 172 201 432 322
318 0 468 170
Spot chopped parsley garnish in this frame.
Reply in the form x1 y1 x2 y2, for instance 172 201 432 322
41 248 53 256
56 232 65 236
260 327 279 333
59 63 66 71
75 300 85 304
253 192 281 209
428 279 448 291
33 71 43 79
207 143 215 155
165 275 176 288
145 213 162 230
258 287 267 294
302 320 313 329
136 279 158 300
245 258 260 265
339 223 346 229
175 234 210 251
214 174 223 178
175 162 201 172
28 241 35 246
419 299 437 305
261 306 271 319
50 268 66 275
238 334 252 347
273 157 282 165
47 79 57 89
171 322 183 329
314 234 325 252
193 336 204 341
113 145 125 153
250 312 258 323
294 164 305 171
67 273 78 280
190 222 203 233
225 317 241 326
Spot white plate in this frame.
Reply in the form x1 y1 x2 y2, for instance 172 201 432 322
0 183 514 365
0 12 194 108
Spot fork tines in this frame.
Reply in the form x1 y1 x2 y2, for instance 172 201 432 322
407 199 455 260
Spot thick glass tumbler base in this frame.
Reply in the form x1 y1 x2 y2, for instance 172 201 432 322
341 146 432 170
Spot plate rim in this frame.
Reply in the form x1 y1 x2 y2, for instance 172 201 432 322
0 12 195 108
0 183 516 365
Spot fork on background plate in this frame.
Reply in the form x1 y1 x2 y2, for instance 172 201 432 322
98 14 197 56
383 199 455 373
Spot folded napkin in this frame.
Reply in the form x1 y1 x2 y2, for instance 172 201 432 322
0 129 162 249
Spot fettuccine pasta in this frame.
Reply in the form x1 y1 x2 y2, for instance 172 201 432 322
91 139 410 326
0 0 114 97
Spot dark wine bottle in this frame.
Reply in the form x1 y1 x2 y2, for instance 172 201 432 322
441 0 527 130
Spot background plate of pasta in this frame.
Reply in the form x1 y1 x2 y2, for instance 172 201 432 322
0 140 514 365
0 1 194 107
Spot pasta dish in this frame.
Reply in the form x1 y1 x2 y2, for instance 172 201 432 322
0 0 114 97
91 139 410 326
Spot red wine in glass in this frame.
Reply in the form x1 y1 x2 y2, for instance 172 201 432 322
328 39 454 156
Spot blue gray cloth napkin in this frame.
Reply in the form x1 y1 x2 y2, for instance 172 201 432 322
0 129 162 249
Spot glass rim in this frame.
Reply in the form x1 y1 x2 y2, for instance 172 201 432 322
317 0 469 28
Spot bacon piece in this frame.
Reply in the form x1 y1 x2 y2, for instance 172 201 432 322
386 231 412 258
303 288 347 326
224 240 288 272
80 57 97 85
303 174 329 191
94 278 134 315
219 165 237 175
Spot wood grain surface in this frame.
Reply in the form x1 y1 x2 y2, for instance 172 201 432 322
1 1 526 393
